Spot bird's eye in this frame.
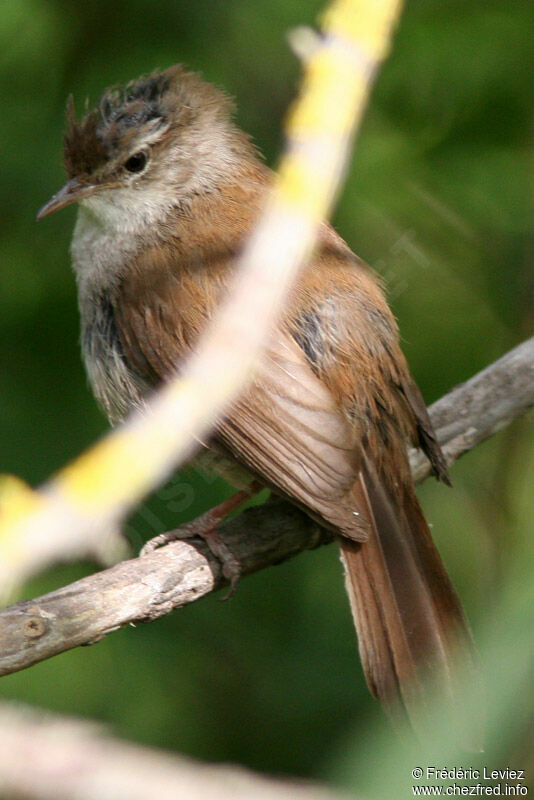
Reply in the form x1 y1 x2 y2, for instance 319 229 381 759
124 151 148 173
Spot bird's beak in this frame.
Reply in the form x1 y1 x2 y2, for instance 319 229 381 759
36 178 99 220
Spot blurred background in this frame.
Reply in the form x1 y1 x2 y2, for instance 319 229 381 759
1 0 532 796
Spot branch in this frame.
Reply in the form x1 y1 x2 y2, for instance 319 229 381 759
0 338 532 677
409 335 534 482
0 703 350 800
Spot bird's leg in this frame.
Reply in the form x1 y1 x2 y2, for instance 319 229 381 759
140 481 263 596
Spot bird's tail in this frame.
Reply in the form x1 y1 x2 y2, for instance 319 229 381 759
339 455 481 744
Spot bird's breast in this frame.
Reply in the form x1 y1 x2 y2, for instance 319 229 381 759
79 288 149 424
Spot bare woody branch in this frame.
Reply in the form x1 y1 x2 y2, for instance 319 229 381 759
0 703 351 800
0 337 532 678
409 335 534 483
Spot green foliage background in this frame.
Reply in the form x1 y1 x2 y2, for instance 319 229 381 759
1 1 532 795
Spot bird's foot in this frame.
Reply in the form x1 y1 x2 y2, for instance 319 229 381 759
140 483 262 598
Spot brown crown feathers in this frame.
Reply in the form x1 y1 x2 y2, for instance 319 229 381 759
63 64 252 181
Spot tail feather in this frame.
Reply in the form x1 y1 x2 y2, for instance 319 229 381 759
340 454 479 740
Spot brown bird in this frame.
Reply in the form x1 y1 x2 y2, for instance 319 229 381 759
38 65 476 736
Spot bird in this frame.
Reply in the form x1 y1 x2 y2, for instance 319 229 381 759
37 64 477 737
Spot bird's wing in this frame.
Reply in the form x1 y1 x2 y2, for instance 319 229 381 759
215 332 372 538
112 228 447 540
113 247 371 540
278 243 477 742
